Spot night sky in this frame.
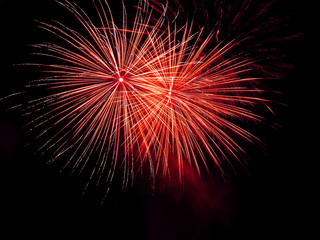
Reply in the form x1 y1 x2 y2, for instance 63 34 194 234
0 0 307 239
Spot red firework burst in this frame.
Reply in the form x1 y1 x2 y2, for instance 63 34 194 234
19 0 284 196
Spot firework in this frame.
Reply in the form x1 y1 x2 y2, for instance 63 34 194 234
21 0 280 195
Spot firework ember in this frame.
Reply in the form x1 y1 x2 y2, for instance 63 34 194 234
17 0 283 196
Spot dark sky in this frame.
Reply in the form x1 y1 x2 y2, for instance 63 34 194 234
0 0 307 239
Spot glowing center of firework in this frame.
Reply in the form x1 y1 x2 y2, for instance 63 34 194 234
168 91 172 96
118 77 124 82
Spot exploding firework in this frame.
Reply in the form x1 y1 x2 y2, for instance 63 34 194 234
16 0 285 196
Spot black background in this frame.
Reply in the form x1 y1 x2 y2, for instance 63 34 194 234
0 0 307 239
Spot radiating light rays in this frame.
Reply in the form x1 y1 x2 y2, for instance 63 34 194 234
23 0 274 195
